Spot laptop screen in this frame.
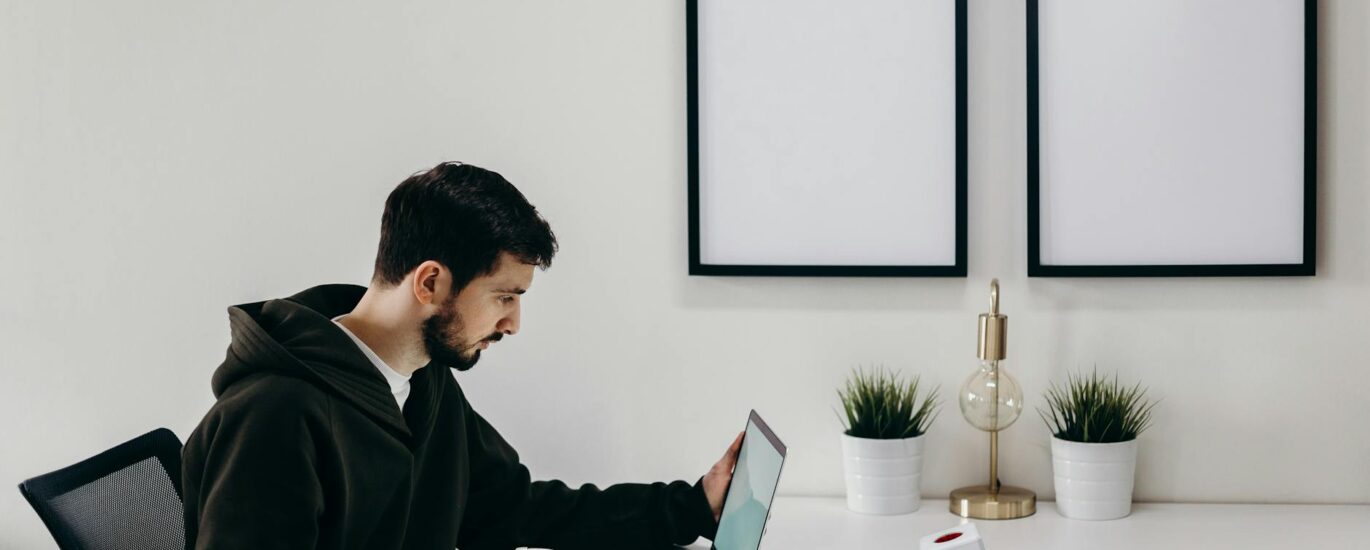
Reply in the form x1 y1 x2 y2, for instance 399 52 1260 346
713 411 786 550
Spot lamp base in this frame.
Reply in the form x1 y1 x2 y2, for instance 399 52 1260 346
949 484 1036 520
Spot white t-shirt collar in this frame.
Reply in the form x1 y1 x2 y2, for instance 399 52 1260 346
331 315 412 411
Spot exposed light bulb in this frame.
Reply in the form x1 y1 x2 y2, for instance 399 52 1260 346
958 360 1023 432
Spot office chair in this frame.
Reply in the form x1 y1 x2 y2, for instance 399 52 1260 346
18 428 185 550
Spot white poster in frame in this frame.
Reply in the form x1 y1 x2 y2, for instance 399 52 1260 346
687 0 967 277
1027 0 1316 277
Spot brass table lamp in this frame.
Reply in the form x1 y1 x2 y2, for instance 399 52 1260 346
949 279 1036 519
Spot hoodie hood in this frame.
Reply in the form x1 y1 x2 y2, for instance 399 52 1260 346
212 284 428 439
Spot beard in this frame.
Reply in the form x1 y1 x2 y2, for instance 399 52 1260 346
421 295 503 372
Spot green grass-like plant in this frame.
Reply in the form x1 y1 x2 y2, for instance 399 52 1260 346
836 367 939 439
1040 369 1157 444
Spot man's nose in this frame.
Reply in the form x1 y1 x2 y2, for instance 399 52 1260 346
498 306 521 336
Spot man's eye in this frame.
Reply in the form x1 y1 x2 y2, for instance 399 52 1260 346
499 296 516 304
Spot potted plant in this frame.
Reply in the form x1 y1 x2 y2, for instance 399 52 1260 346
836 367 938 515
1040 370 1157 520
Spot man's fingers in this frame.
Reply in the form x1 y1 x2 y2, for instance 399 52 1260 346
722 431 744 465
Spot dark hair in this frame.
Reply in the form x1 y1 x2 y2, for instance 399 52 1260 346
372 162 557 292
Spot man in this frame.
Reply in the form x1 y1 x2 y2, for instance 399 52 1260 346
182 162 742 549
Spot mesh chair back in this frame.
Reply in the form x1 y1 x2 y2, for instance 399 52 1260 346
18 428 185 550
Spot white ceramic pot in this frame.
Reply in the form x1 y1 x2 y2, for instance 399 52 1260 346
1051 437 1138 520
841 433 925 515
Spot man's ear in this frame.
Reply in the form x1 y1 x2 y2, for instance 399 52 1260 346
410 260 449 306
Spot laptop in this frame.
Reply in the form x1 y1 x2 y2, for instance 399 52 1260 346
712 410 787 550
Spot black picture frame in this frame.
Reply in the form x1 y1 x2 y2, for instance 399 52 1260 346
687 0 968 277
1026 0 1316 278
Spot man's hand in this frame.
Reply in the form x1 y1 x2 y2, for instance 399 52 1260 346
702 431 744 523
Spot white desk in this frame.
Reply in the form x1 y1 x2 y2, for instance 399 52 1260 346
686 497 1370 549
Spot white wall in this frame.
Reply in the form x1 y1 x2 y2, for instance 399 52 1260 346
2 1 1366 547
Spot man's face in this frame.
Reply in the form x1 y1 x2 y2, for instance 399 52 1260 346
422 252 534 371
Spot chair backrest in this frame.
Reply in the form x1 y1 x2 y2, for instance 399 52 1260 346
18 428 185 550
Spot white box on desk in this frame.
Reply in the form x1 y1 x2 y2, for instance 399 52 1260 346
919 523 985 550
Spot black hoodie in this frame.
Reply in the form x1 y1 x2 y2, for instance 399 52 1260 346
182 285 717 549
